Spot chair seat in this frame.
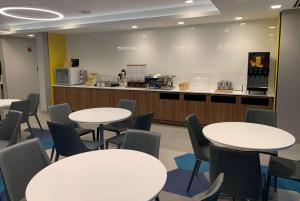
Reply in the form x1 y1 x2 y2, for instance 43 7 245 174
103 122 129 133
106 133 126 146
82 140 103 151
195 145 210 161
75 128 94 136
269 156 300 181
0 140 9 149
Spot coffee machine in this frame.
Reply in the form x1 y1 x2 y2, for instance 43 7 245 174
145 74 175 90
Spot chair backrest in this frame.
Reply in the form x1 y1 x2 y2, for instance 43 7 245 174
245 109 276 127
122 129 161 158
47 121 88 157
9 100 31 123
209 144 262 200
48 103 77 126
0 110 22 146
130 112 154 131
201 173 224 201
118 99 136 114
27 93 40 116
186 113 210 159
0 139 50 201
117 99 137 126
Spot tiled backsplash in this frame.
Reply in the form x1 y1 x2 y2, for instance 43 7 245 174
67 18 277 94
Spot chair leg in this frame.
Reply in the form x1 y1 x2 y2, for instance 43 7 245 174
50 145 55 161
35 114 43 133
274 176 278 192
186 160 200 192
155 196 160 201
195 160 202 176
54 153 59 161
265 173 272 201
92 130 96 142
96 127 99 142
106 141 109 149
27 121 34 138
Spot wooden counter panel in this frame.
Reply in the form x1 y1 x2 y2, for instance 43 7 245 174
53 87 89 111
53 86 275 125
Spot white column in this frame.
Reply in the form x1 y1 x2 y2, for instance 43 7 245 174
36 33 51 111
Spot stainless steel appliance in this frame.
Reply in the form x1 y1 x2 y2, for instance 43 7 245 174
79 70 87 84
56 68 80 85
217 80 232 90
145 74 175 89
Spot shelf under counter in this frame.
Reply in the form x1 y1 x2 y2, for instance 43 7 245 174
52 85 275 126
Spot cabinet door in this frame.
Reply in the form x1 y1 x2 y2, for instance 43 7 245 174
208 95 240 123
183 94 208 124
157 92 184 123
238 96 274 120
53 87 89 111
89 88 113 108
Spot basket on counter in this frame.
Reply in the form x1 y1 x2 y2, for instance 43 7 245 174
179 82 189 90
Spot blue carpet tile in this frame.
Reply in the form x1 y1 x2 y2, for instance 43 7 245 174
163 169 209 197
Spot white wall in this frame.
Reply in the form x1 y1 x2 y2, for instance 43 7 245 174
67 19 277 93
1 37 39 99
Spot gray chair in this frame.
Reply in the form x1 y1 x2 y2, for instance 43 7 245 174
185 113 210 192
122 129 161 158
0 139 50 201
9 100 33 137
47 121 103 161
106 112 154 149
209 144 264 200
48 103 96 160
264 156 300 201
121 129 161 201
245 108 278 189
103 99 136 138
0 110 22 150
194 173 224 201
27 93 43 132
245 109 276 127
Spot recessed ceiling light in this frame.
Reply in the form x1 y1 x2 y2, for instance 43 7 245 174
178 21 185 25
235 17 243 20
28 34 35 37
269 26 276 29
131 25 138 29
0 7 64 21
271 5 282 9
240 22 246 26
185 0 194 4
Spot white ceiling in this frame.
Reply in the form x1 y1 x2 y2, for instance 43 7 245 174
0 0 296 35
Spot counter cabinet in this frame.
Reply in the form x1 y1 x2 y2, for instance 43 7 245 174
53 86 274 125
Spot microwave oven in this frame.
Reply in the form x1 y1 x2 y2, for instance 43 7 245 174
56 68 80 85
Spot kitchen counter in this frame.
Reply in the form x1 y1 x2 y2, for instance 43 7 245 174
52 85 275 125
52 84 275 98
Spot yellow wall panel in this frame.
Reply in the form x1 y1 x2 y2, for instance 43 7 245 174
48 33 66 103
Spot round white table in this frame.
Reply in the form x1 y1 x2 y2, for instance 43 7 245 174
26 149 167 201
203 122 296 151
0 99 20 108
69 107 132 144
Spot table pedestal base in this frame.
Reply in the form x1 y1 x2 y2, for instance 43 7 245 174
97 124 104 149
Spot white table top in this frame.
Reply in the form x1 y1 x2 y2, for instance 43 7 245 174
69 107 132 124
26 149 167 201
203 122 296 151
0 99 20 108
